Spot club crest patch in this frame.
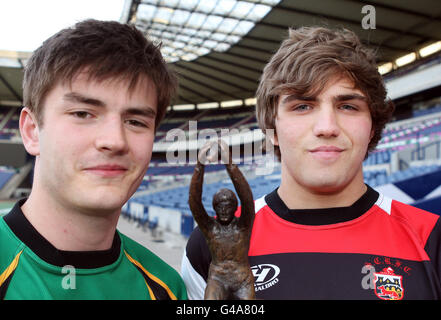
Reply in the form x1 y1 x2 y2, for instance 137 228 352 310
374 267 404 300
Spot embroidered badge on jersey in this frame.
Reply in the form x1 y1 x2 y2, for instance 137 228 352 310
362 256 411 300
374 267 404 300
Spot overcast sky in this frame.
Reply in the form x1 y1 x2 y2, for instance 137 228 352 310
0 0 125 52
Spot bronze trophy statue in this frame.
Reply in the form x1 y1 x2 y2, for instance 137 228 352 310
189 139 255 300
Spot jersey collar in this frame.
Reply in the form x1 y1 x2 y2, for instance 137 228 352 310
3 199 121 269
265 184 379 226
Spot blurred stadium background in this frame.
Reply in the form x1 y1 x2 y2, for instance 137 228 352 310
1 0 441 248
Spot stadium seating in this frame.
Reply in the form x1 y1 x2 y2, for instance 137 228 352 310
0 168 15 190
1 94 440 236
0 107 21 141
121 105 441 237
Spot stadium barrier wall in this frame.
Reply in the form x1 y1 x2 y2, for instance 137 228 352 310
375 169 441 215
122 169 441 238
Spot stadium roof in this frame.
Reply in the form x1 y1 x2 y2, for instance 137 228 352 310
1 0 441 109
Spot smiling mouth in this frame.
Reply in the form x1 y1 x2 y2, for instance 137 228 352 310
310 146 344 153
84 165 128 177
309 146 344 161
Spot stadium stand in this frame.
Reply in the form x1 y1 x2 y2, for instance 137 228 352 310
1 88 441 238
0 167 15 190
1 1 441 241
0 107 21 141
122 101 441 237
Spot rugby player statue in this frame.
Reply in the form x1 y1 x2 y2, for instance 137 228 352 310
188 139 255 300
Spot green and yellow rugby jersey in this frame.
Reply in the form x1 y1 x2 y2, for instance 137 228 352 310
0 199 187 300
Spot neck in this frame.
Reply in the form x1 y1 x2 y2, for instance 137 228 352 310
277 168 367 210
21 186 119 251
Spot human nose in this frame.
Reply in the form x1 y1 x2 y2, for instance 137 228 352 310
312 106 340 138
94 116 129 154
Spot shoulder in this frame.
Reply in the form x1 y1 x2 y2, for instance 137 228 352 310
0 216 24 270
118 231 187 300
234 194 268 218
376 193 439 247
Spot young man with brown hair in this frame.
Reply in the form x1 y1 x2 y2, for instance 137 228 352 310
0 19 187 300
181 26 441 300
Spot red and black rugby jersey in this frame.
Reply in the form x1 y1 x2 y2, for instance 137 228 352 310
181 185 441 300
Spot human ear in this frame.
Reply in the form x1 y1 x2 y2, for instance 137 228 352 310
369 127 375 141
19 107 40 156
269 126 278 147
272 133 278 146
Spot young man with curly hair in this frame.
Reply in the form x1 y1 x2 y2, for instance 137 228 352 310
181 26 441 300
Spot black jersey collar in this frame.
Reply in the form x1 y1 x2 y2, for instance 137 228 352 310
265 184 379 226
3 198 121 269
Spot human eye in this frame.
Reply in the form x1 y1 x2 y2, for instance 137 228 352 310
70 110 93 119
125 118 150 129
339 104 358 111
293 104 312 112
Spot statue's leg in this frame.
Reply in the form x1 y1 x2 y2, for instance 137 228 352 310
234 273 256 300
204 277 228 300
234 283 256 300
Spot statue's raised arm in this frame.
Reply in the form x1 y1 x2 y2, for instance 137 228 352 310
188 141 217 235
217 140 255 230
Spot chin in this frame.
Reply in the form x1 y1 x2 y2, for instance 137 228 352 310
73 193 126 215
302 176 348 194
83 202 123 216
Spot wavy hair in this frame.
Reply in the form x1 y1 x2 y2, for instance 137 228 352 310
256 26 395 160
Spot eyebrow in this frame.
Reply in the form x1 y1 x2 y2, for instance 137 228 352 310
333 94 368 103
281 93 368 105
64 92 105 107
63 92 156 118
124 107 156 119
281 94 315 105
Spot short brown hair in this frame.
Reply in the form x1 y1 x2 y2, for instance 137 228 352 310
23 19 177 130
256 26 395 160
